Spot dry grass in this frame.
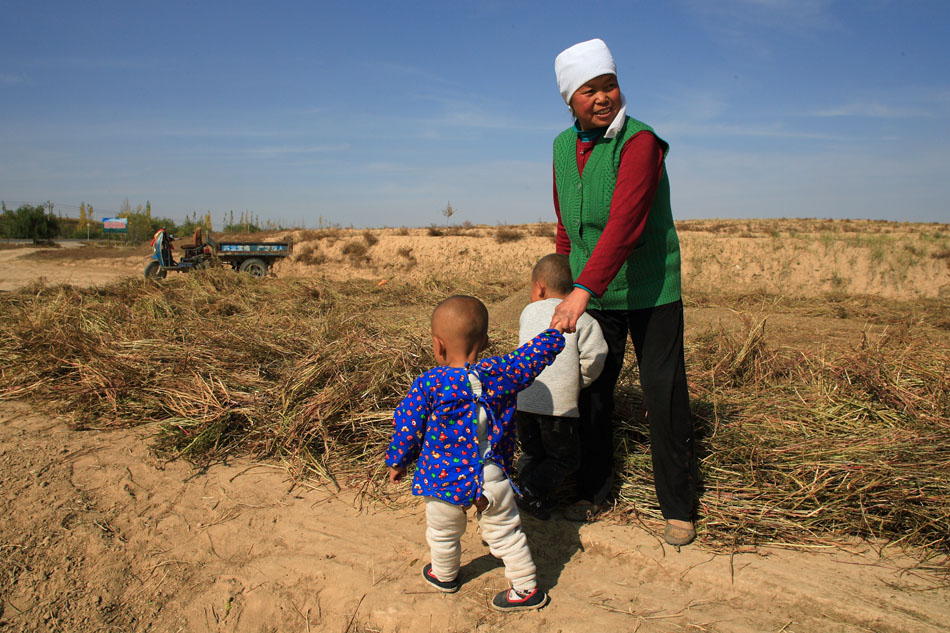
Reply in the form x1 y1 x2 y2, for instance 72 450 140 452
494 226 524 244
0 272 438 478
0 243 54 251
22 245 147 260
1 227 949 563
609 311 949 562
294 227 344 243
294 243 326 266
396 246 417 270
341 240 369 264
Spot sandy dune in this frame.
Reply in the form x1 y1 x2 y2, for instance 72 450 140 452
1 222 948 631
2 401 947 632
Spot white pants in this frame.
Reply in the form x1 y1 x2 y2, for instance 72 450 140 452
425 463 537 592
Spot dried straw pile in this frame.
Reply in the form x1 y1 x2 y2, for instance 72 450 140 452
614 313 950 562
0 272 439 487
1 273 948 561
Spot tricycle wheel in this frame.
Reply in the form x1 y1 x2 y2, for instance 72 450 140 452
238 258 268 278
144 261 167 279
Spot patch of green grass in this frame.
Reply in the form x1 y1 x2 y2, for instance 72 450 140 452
863 233 892 263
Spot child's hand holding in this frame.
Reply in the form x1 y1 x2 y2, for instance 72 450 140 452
388 466 407 483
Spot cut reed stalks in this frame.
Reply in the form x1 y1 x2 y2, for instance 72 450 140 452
614 315 949 561
1 272 948 562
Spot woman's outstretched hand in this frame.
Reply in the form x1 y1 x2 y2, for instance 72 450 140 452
550 287 592 333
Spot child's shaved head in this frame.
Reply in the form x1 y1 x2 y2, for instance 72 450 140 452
431 295 489 355
532 254 574 296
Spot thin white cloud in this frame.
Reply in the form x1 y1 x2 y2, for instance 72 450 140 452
363 162 417 174
811 103 930 118
359 60 464 90
678 0 839 57
26 57 156 71
809 87 950 119
683 0 836 30
672 143 950 221
0 72 29 85
242 145 348 157
407 93 561 134
659 120 856 142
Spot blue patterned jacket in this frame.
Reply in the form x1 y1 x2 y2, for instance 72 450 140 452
386 329 564 505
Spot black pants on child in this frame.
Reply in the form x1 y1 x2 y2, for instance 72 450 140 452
579 300 697 521
516 411 580 504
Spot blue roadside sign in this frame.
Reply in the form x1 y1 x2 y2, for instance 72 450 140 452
103 217 128 234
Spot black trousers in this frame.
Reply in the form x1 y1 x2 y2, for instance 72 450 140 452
516 411 581 502
578 299 696 521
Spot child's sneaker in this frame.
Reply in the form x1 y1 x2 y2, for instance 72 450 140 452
490 587 549 612
422 563 460 593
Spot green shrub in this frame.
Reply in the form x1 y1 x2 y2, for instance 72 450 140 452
11 205 60 243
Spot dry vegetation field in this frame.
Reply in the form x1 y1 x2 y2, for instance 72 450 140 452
0 218 948 632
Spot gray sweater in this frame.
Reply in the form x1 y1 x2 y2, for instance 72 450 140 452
516 298 608 418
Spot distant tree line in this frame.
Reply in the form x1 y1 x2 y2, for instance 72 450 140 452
0 204 60 244
221 209 283 234
1 200 284 244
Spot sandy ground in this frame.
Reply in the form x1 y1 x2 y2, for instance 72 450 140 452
2 223 947 298
0 245 143 291
2 226 949 631
3 401 948 633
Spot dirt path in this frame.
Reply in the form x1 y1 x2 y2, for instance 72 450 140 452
0 247 141 291
2 224 948 631
2 401 947 633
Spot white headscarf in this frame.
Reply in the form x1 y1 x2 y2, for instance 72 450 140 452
555 38 627 139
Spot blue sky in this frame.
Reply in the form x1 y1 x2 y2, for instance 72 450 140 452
2 0 948 228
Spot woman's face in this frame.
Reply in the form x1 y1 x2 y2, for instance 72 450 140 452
570 74 621 131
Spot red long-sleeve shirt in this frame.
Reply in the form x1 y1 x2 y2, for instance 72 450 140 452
554 130 666 298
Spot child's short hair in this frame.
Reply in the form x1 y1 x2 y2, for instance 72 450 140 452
532 254 573 295
431 295 489 350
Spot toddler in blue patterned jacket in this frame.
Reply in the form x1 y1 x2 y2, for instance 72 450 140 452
386 295 564 612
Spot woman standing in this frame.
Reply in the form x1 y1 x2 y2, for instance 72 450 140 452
548 38 696 546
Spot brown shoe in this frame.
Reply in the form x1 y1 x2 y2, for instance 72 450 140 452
663 519 696 546
562 500 601 522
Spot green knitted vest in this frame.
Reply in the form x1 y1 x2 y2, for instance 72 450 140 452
554 116 682 310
